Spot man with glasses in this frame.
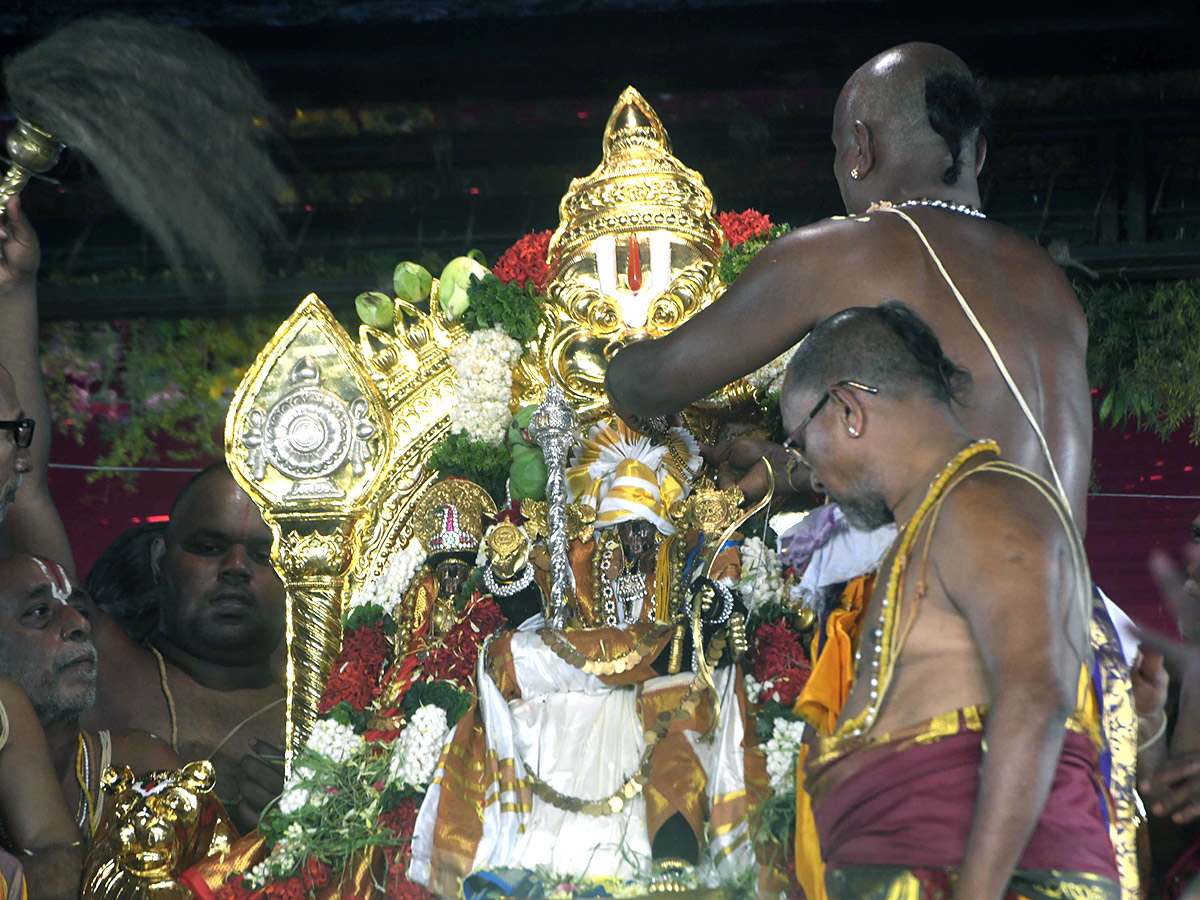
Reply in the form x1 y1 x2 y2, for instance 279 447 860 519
0 370 32 524
784 302 1119 900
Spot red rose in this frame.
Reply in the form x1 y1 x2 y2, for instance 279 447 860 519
493 230 552 291
717 209 772 247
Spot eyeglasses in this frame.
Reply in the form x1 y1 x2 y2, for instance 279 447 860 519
0 418 34 450
782 380 878 469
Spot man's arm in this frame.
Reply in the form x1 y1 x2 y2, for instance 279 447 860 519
934 481 1083 900
605 225 831 419
0 679 85 900
0 197 75 576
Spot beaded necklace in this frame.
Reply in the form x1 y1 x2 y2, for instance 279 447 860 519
840 439 1000 739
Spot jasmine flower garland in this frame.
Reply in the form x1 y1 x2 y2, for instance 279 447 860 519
447 327 523 443
388 704 451 789
737 536 785 617
763 717 806 794
351 539 426 616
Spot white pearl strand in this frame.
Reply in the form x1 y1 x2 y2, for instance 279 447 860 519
895 197 987 219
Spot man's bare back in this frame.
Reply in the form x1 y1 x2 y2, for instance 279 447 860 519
605 42 1093 528
608 208 1092 526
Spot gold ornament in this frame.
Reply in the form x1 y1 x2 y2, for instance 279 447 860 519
514 87 727 422
412 479 496 553
81 761 234 900
520 498 596 544
669 482 744 539
485 522 532 581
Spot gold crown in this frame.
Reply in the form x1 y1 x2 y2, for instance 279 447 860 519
545 86 722 282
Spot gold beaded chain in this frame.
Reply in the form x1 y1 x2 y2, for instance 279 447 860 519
524 634 727 817
837 439 1000 741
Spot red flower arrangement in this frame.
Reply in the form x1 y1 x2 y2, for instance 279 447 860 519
318 623 391 714
379 799 435 900
717 209 772 248
422 597 508 686
213 857 328 900
492 230 552 291
750 619 811 706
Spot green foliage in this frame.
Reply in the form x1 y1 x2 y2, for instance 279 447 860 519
400 680 473 727
463 274 543 345
41 316 279 483
323 701 368 732
753 697 799 744
1077 278 1200 442
427 432 512 502
716 223 793 286
343 606 399 633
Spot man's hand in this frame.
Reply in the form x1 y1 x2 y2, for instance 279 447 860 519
704 432 804 504
0 196 41 298
1142 751 1200 824
1133 650 1169 743
231 740 285 834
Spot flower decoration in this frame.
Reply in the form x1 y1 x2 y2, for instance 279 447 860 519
492 230 552 291
750 619 811 706
717 209 772 248
447 327 523 443
737 536 786 615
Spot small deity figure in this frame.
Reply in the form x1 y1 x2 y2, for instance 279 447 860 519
410 420 765 897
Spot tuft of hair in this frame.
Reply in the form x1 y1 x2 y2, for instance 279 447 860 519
85 522 165 643
788 301 972 406
924 68 990 186
4 17 287 297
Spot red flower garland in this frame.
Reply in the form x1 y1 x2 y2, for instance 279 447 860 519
318 623 391 715
717 209 772 248
379 799 435 900
492 230 551 291
750 619 811 706
213 857 329 900
422 597 508 686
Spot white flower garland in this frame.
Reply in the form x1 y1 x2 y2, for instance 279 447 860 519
744 350 790 395
306 718 363 765
388 704 451 789
448 327 523 443
737 536 785 616
763 717 806 795
351 538 427 614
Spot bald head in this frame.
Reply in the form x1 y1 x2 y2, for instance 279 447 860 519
833 43 989 213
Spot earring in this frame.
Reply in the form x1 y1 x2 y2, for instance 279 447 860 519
850 168 860 180
847 426 859 437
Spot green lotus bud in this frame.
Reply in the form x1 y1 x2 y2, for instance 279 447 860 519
438 255 491 320
393 261 432 303
355 291 395 328
510 444 548 501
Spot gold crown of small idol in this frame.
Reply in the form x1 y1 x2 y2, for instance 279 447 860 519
544 86 722 283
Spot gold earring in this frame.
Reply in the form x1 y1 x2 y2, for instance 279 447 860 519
850 168 861 180
848 426 858 437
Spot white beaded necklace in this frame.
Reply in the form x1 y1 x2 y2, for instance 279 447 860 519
894 197 987 219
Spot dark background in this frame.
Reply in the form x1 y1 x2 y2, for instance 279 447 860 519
1 0 1196 629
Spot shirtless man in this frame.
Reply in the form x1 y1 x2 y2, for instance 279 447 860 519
604 42 1092 528
0 554 179 832
786 303 1116 900
82 464 286 834
0 195 287 834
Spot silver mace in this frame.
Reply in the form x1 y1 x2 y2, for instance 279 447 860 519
527 384 580 629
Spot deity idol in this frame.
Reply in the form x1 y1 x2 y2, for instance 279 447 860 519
194 86 810 900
